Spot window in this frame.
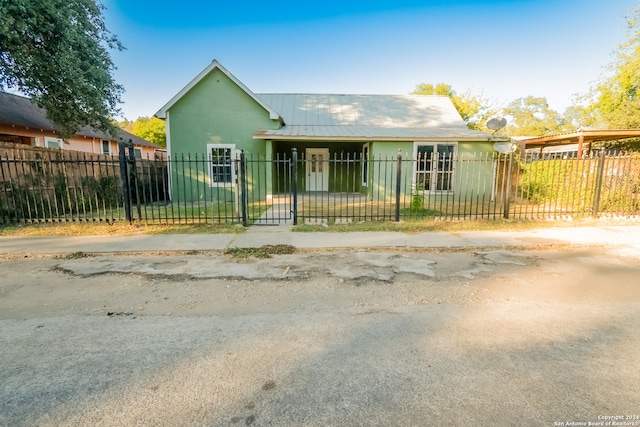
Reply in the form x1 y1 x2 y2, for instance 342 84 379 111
45 137 63 149
102 140 111 155
134 148 142 159
361 143 369 186
414 143 456 192
207 144 236 186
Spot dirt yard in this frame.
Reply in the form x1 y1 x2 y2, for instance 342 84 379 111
1 247 639 426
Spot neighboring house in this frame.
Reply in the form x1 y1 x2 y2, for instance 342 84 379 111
0 91 163 159
155 60 503 202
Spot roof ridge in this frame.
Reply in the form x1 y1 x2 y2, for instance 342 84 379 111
257 93 449 97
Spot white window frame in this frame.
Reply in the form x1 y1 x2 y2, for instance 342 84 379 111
207 144 236 187
361 143 370 186
101 140 111 155
413 142 457 194
44 137 64 149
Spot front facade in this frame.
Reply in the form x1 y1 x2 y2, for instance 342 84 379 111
156 60 501 203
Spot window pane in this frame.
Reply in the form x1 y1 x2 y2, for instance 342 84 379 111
210 147 233 184
416 144 455 192
417 146 434 171
437 145 454 155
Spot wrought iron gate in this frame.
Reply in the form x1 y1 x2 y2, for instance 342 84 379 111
239 150 297 226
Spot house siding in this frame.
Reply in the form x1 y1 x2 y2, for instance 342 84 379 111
0 124 157 158
166 68 280 202
168 68 279 157
366 141 497 201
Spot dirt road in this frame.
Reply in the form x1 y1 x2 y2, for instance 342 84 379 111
1 247 639 426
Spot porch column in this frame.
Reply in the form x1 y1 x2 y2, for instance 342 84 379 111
265 140 273 202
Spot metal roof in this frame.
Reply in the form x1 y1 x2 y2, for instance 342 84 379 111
257 93 465 127
254 125 493 142
254 93 494 141
524 129 640 148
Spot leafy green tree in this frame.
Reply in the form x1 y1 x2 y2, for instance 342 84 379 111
584 6 640 129
411 83 492 130
559 104 588 133
120 117 166 148
0 0 124 139
502 96 563 136
118 118 134 133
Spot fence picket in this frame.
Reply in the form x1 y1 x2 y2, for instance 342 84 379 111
1 147 638 226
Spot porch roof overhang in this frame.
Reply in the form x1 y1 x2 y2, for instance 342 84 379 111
253 125 500 142
524 129 640 149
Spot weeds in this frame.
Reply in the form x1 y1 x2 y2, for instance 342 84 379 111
224 244 296 259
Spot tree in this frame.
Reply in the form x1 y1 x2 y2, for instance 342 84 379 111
120 117 166 148
411 83 492 130
0 0 124 139
502 96 563 136
584 6 640 129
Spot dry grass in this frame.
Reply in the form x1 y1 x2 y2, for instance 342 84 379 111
293 216 640 234
224 244 296 259
0 222 244 237
1 216 637 237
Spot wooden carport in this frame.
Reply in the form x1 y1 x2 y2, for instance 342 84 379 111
524 129 640 156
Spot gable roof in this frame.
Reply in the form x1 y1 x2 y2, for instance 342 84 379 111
0 91 161 148
254 93 493 142
154 60 282 121
155 60 494 142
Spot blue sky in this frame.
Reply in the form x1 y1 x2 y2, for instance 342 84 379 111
102 0 638 120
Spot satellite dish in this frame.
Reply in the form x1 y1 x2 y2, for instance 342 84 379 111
486 117 507 131
493 142 516 154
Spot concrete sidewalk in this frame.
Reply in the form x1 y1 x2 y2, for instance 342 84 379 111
1 225 640 256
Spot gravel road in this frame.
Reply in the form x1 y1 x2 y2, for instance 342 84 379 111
1 247 639 426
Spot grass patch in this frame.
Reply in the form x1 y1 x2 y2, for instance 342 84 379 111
224 244 296 259
399 207 441 216
292 217 619 234
0 222 245 237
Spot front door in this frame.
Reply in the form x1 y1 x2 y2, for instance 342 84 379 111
306 148 329 191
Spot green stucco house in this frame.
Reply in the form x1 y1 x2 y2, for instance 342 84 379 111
155 60 501 205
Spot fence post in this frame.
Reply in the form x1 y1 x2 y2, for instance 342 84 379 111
592 150 606 217
239 150 248 227
292 148 298 225
127 139 142 222
395 149 402 222
118 139 132 223
503 151 514 219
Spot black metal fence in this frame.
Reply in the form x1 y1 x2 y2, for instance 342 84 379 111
1 144 639 226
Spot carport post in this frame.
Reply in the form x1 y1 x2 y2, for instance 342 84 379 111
592 150 606 217
503 151 514 219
